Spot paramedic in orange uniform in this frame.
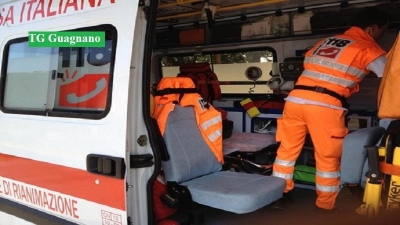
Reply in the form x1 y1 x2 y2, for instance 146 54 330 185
272 6 391 211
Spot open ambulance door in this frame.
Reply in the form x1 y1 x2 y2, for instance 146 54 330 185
0 1 155 225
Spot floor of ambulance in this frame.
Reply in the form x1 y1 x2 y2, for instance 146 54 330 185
170 187 400 225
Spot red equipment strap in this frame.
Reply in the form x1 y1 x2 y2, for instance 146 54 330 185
380 161 400 176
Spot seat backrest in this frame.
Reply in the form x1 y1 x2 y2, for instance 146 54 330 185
152 77 224 163
152 77 223 183
340 127 386 185
162 104 222 183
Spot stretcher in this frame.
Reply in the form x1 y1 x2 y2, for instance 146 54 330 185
223 132 278 175
357 120 400 216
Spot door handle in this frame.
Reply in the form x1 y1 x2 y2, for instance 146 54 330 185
87 154 126 179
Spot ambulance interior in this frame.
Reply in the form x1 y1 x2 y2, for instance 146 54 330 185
150 0 400 224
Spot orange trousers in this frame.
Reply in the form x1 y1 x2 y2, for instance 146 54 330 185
272 101 348 209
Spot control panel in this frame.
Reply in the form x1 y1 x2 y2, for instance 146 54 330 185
279 56 304 80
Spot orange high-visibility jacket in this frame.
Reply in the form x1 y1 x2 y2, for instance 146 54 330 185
152 77 224 163
378 32 400 119
291 27 386 107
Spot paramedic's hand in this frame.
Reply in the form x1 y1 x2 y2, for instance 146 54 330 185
273 88 289 96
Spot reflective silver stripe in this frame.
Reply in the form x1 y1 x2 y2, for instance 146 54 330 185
201 115 222 131
272 171 293 180
208 129 222 142
304 57 366 79
302 70 357 87
316 170 340 179
316 184 340 193
274 158 296 167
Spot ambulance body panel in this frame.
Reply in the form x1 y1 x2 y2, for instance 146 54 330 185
0 1 151 225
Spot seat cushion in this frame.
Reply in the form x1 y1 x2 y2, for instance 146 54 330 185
181 171 286 214
223 132 276 155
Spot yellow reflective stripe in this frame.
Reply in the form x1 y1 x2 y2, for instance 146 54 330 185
201 115 222 131
302 70 357 87
273 171 293 180
316 170 340 179
316 184 339 193
208 129 222 142
274 158 296 167
304 57 365 79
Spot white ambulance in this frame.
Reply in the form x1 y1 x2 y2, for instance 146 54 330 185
0 0 151 224
0 0 398 225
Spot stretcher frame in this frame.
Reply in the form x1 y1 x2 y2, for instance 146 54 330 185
357 132 400 216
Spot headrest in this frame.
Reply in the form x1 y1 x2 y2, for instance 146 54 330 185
157 77 196 91
153 77 201 107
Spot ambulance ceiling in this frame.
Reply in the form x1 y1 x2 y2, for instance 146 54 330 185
156 0 383 28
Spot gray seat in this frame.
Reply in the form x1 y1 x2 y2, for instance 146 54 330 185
162 105 286 214
340 127 385 188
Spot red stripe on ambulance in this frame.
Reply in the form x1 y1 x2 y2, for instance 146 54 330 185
0 153 125 211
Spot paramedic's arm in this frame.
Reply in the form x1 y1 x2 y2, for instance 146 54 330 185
366 55 387 77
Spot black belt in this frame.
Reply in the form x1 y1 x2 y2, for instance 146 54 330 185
293 85 349 109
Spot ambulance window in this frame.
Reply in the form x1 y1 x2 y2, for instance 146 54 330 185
160 48 276 94
1 25 117 119
2 43 58 111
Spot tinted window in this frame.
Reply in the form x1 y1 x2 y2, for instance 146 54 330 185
1 25 117 119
